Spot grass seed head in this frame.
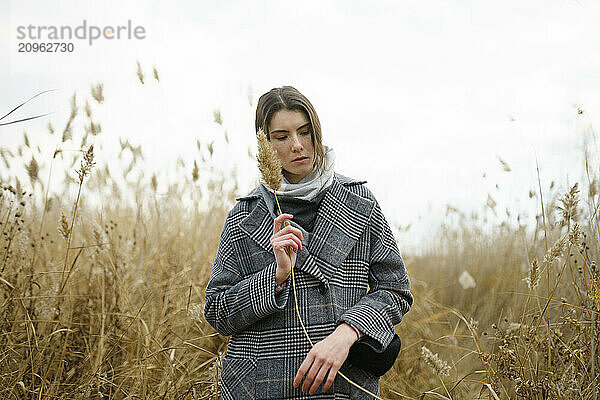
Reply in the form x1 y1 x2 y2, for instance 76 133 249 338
62 122 73 143
213 109 222 125
543 235 566 266
25 157 39 185
91 83 104 103
151 174 158 192
525 258 541 290
77 145 96 183
58 212 70 240
256 128 282 191
136 60 145 84
498 156 511 172
192 160 199 182
88 120 101 136
69 92 78 120
568 223 582 246
421 345 451 377
558 183 581 224
187 303 204 322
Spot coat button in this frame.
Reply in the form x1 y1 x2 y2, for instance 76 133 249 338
319 283 329 294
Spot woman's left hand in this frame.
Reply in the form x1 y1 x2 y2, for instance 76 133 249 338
293 323 358 394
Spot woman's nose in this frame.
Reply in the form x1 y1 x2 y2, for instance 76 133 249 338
290 135 303 151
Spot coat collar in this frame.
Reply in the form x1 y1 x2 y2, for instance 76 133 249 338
237 175 375 284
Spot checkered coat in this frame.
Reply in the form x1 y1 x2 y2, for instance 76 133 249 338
204 173 413 399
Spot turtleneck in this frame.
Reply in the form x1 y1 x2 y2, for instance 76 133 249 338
276 185 330 233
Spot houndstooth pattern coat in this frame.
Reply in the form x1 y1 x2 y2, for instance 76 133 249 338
204 173 413 399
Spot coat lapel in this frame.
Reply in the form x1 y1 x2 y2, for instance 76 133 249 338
237 198 273 253
307 178 375 278
238 177 375 283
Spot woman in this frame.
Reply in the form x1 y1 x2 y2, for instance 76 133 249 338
204 86 413 399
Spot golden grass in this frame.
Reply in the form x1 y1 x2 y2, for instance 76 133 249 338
0 80 598 399
256 127 283 192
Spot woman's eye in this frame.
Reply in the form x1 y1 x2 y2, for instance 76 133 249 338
276 136 286 141
301 131 310 135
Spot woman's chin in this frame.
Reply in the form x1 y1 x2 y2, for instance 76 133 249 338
283 169 310 184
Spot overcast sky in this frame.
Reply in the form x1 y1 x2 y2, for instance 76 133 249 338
2 0 599 254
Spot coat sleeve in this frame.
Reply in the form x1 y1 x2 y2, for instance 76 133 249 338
337 194 413 352
203 211 290 336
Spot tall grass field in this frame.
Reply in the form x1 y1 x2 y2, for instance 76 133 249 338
0 80 598 399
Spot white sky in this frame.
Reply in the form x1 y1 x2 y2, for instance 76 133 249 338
1 0 599 254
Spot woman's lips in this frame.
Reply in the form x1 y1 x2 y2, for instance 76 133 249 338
293 157 308 163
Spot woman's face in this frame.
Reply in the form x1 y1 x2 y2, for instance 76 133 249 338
268 109 315 184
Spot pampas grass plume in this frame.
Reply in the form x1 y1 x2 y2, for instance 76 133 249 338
256 128 282 192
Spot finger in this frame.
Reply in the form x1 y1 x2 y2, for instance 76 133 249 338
293 354 314 388
285 224 305 241
272 238 300 253
309 363 329 395
302 359 323 393
321 365 339 393
273 233 302 250
275 224 305 243
273 214 293 234
276 217 305 241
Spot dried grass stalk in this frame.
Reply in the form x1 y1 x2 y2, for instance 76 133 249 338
255 128 282 192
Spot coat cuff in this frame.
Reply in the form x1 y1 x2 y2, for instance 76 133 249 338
338 304 394 352
249 262 290 318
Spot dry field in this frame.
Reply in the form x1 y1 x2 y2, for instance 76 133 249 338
0 83 598 399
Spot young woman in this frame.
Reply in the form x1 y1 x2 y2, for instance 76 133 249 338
204 86 413 399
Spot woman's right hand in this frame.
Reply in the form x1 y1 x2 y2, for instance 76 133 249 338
271 213 304 284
